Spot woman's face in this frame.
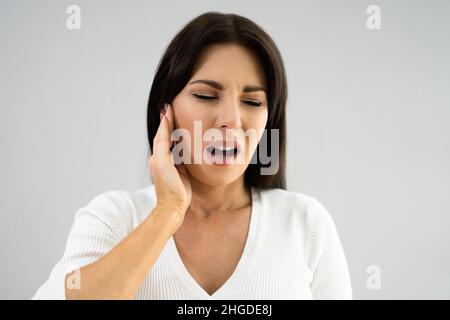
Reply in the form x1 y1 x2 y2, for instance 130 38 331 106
171 43 268 187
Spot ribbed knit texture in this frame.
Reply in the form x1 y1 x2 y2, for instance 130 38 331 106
32 185 352 300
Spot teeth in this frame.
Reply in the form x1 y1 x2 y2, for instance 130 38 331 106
215 146 235 152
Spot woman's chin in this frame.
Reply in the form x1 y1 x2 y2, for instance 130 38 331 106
184 164 246 187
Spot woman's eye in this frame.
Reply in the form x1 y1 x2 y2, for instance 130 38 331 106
192 94 263 107
193 94 217 100
243 99 262 107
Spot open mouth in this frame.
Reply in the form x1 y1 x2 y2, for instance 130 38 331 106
205 142 241 165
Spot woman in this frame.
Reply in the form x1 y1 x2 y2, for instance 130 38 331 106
33 11 352 300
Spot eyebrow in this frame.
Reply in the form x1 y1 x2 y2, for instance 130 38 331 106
189 79 267 94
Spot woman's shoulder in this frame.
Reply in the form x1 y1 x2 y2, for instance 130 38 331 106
257 187 337 231
258 187 324 210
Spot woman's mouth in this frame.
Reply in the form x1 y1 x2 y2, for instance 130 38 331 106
205 141 241 165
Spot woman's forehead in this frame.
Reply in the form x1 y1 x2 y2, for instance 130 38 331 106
191 44 267 88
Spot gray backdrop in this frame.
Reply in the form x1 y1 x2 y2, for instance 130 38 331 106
1 0 449 299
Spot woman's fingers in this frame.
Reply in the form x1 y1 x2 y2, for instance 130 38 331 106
154 104 171 156
165 103 175 150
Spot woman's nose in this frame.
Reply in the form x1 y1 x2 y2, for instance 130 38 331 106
215 99 242 129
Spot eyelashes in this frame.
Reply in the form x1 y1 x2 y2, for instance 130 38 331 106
192 93 264 107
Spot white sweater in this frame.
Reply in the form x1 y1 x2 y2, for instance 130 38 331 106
32 185 353 300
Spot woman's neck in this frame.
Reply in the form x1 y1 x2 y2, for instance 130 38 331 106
186 173 251 220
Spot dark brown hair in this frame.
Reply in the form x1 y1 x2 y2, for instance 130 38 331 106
147 12 287 189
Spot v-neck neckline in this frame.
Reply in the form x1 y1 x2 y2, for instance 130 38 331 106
166 187 261 300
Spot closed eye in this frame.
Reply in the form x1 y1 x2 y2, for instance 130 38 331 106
193 93 216 101
192 94 263 107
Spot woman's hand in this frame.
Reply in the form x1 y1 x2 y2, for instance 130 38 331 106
148 103 192 234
